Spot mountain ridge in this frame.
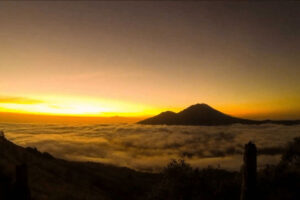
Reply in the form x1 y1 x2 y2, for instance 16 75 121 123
138 103 300 126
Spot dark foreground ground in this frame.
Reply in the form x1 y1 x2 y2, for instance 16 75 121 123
0 133 299 200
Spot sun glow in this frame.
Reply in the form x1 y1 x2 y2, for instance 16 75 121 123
1 94 299 120
0 95 161 117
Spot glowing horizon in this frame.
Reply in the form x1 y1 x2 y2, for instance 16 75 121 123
0 95 168 117
1 94 300 121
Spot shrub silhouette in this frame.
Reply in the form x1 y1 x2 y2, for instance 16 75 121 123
148 159 240 200
257 137 300 200
149 138 300 200
281 137 300 167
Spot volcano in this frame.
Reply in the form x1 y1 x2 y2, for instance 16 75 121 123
138 103 300 126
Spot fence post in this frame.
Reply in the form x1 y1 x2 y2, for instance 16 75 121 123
240 141 257 200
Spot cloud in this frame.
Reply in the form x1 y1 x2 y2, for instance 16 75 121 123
1 123 300 172
0 96 43 104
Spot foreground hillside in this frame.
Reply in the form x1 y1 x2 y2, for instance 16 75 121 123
0 131 299 200
0 133 157 200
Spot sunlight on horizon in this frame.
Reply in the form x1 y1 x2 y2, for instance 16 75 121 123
0 95 170 117
1 94 299 121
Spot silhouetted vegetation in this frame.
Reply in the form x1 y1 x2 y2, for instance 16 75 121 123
148 138 300 200
148 160 240 200
256 137 300 200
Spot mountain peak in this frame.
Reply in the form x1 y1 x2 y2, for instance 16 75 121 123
193 103 210 107
178 103 218 115
185 103 213 110
138 103 255 126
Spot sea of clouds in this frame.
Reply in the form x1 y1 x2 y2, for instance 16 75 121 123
1 122 299 172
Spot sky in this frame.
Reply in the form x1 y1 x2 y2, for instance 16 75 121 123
0 1 300 120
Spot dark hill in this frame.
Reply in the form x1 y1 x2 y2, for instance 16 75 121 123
0 133 157 200
138 103 300 126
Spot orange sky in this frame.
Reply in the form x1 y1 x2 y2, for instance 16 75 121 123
1 2 300 120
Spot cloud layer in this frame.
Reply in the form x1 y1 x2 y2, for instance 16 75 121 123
1 122 299 172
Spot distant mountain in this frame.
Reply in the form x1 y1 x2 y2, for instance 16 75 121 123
138 103 300 126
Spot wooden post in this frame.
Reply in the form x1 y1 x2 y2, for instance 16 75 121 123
0 130 5 139
241 142 257 200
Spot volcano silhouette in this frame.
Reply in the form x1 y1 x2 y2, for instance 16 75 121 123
138 103 300 126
